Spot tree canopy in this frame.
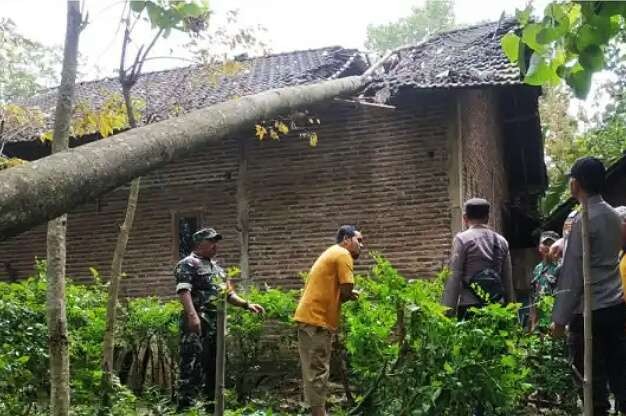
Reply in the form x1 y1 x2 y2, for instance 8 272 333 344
365 0 455 53
0 18 63 102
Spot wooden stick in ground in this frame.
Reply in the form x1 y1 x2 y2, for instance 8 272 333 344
214 292 227 416
581 196 593 416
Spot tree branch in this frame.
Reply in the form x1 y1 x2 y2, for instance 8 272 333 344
119 6 132 85
135 28 165 79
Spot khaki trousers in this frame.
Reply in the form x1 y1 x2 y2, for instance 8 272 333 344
297 323 333 407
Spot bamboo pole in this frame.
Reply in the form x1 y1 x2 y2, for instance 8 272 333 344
581 196 593 416
214 293 226 416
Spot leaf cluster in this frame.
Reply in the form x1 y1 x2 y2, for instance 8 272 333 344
502 2 626 98
343 256 572 415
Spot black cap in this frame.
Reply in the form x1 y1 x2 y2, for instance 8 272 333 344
464 198 490 220
567 156 605 179
192 227 222 243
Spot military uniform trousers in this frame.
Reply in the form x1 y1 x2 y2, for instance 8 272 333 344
177 312 218 409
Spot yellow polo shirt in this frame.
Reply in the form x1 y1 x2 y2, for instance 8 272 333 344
294 244 354 331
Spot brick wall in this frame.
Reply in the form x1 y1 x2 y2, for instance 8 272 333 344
458 89 509 233
0 97 455 295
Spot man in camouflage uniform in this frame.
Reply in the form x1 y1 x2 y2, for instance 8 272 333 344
175 227 264 411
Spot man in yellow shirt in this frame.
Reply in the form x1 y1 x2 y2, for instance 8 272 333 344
615 206 626 300
294 225 363 416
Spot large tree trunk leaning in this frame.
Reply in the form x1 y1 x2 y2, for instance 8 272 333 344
101 86 141 388
215 296 227 416
0 76 365 240
581 196 593 416
46 3 82 416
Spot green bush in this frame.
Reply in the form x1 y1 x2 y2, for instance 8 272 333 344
0 256 577 415
0 261 298 415
227 286 298 401
343 255 573 415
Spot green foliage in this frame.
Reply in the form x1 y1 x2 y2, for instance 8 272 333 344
0 256 578 414
505 2 626 98
0 18 63 102
343 256 571 415
129 0 210 36
523 296 578 413
539 84 626 215
227 286 298 401
365 0 456 53
0 260 108 414
0 260 299 414
0 261 180 414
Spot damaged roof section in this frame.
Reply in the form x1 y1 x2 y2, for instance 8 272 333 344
9 46 368 142
363 18 522 102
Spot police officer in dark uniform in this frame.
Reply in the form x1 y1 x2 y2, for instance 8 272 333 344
175 227 264 410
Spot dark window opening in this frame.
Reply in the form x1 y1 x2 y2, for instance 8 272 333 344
173 211 207 259
178 216 198 258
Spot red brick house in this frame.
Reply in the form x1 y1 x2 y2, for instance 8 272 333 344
1 20 547 297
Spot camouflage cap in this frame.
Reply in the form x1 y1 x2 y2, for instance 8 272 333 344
192 227 223 243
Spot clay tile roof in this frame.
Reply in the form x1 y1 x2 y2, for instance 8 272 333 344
9 46 368 142
363 18 522 102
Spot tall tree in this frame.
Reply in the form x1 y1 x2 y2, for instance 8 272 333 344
101 0 210 393
365 0 455 53
46 3 85 416
0 18 63 102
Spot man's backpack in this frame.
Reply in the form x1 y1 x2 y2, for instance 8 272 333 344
464 233 505 306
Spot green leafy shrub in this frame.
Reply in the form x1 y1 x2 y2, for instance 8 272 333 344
227 286 298 401
522 296 578 413
343 255 570 415
115 296 181 395
0 256 577 415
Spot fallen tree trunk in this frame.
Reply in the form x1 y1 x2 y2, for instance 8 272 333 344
0 76 365 240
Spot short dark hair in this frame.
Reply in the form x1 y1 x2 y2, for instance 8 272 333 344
336 225 358 243
568 157 605 195
464 198 490 221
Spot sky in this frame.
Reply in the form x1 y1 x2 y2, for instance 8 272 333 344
2 0 550 80
2 0 608 118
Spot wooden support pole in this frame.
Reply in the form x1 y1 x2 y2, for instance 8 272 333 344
581 196 593 416
214 294 226 416
237 139 250 282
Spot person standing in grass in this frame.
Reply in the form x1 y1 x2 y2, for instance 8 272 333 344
294 225 363 416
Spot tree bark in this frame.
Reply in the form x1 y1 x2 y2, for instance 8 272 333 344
581 196 593 416
0 76 365 240
101 86 141 388
237 139 250 281
46 3 82 416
